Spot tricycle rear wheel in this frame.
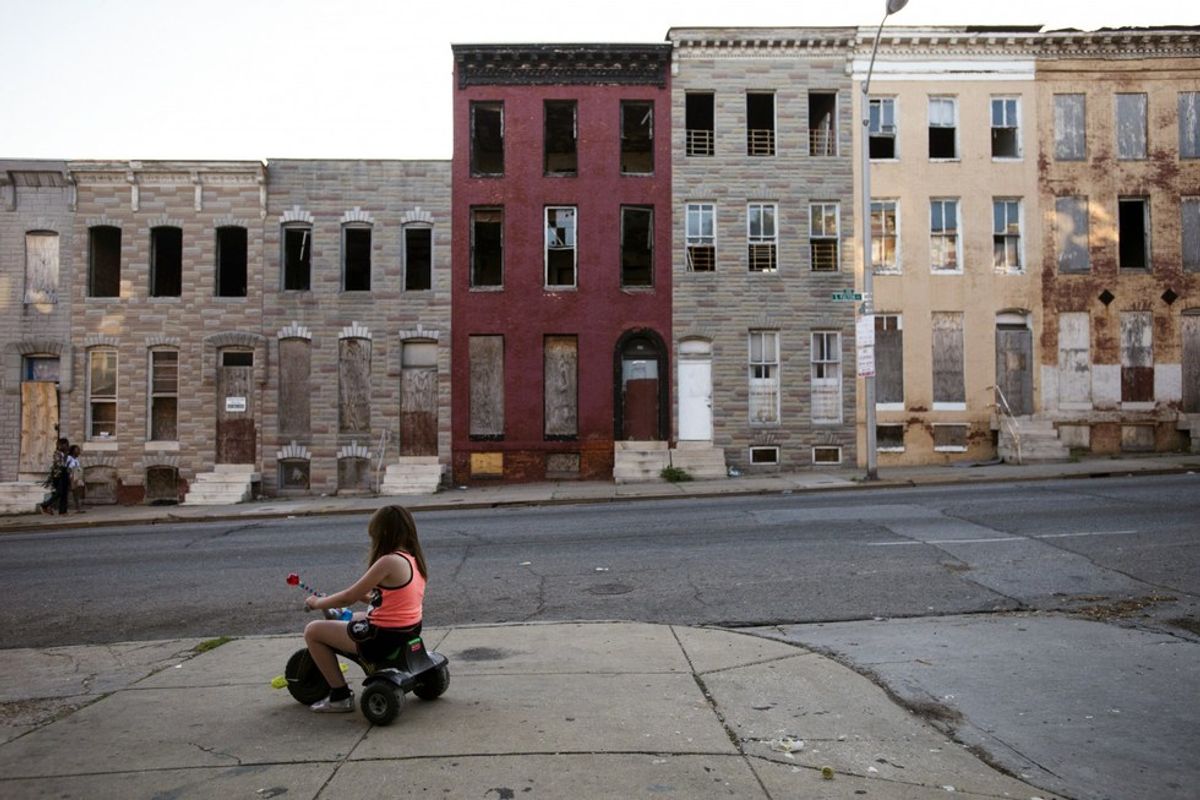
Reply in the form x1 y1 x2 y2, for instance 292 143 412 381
284 648 330 706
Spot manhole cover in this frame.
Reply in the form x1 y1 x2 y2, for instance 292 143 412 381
588 582 634 596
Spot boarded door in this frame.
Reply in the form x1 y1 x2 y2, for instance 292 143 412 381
995 325 1033 415
400 341 438 456
1183 312 1200 413
1120 311 1153 403
217 351 255 464
678 359 712 440
1058 313 1091 407
19 382 58 474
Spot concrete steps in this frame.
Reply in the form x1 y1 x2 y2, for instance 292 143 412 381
379 457 443 496
613 441 669 484
999 416 1070 463
0 482 49 516
669 442 727 479
183 465 260 505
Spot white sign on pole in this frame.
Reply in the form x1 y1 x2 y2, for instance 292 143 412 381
856 315 875 378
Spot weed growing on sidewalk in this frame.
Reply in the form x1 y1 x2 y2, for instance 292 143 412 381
193 636 234 653
660 466 693 483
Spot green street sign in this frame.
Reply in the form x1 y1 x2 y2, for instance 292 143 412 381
831 289 864 302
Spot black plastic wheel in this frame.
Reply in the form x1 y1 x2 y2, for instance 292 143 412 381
361 682 404 725
284 648 330 706
413 663 450 701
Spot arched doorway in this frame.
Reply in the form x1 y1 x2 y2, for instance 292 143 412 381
614 329 668 441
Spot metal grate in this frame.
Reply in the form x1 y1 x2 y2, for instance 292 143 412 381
810 241 839 271
748 244 777 272
686 129 714 156
747 129 775 157
687 246 715 272
809 129 836 156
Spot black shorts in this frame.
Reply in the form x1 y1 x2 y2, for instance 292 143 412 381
346 619 422 667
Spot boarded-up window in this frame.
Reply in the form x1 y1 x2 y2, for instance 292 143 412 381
1118 197 1150 270
338 458 372 493
543 336 578 438
216 226 247 297
1120 311 1153 402
1116 93 1147 160
404 227 432 291
1182 198 1200 272
809 202 839 272
748 330 780 424
282 225 311 291
1058 313 1091 406
544 100 577 175
144 467 179 503
811 331 842 424
1181 93 1200 159
88 349 118 439
24 231 59 304
877 424 904 450
89 225 121 297
1054 94 1086 161
469 335 504 438
620 206 653 287
278 338 311 436
400 341 438 457
933 424 968 451
875 315 903 405
932 312 965 405
471 208 503 287
150 226 182 297
343 226 371 291
621 100 653 174
338 338 371 433
149 350 178 441
471 101 504 176
1056 196 1090 273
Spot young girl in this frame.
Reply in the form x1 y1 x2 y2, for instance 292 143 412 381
302 505 428 712
67 445 86 513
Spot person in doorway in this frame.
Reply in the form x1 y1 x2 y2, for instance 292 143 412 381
67 445 86 513
39 438 70 515
301 505 428 712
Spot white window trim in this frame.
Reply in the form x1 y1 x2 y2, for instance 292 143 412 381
749 445 780 465
747 202 779 273
809 202 840 272
810 330 843 424
932 402 967 411
748 330 781 426
685 202 717 272
87 348 118 442
990 95 1023 161
928 95 959 161
544 205 578 289
872 199 901 274
868 96 899 161
930 198 963 274
811 446 843 465
992 198 1025 275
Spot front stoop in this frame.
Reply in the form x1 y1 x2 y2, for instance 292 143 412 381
669 441 727 479
0 482 49 515
183 464 260 505
613 441 670 484
999 416 1070 463
379 456 442 496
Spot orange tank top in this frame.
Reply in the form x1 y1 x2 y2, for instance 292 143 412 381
366 551 425 628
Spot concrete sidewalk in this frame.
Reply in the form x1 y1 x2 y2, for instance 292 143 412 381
0 621 1062 799
3 452 1197 533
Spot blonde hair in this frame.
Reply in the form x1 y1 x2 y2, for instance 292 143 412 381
367 505 427 579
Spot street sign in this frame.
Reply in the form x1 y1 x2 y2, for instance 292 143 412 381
831 289 864 302
856 315 876 378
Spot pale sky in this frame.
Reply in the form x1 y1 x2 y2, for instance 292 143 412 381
1 0 1192 161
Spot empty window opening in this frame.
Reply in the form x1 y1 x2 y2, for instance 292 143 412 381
928 97 958 159
808 92 837 156
877 423 905 451
279 459 310 491
991 97 1020 158
342 226 371 291
809 203 840 271
621 100 653 174
872 200 899 272
875 314 904 406
1116 93 1148 160
544 100 577 175
930 199 960 272
933 424 968 452
545 206 577 287
1181 92 1200 159
747 93 775 156
686 93 715 156
89 225 121 298
144 466 179 504
750 446 779 465
1056 196 1091 273
282 225 311 291
471 208 503 287
869 97 896 159
686 203 716 272
471 101 504 176
620 206 653 287
1118 197 1150 269
1054 94 1087 161
223 350 252 367
150 226 182 297
812 446 842 465
216 226 247 297
993 199 1022 272
88 349 117 439
150 350 178 441
405 227 432 291
748 203 777 272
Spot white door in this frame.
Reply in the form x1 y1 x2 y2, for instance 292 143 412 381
678 359 712 441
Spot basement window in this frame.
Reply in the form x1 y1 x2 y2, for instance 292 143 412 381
621 100 653 174
544 100 577 176
747 92 776 156
342 225 371 291
620 206 653 287
808 92 837 156
282 224 311 291
933 424 968 452
150 226 182 297
877 424 905 451
1118 197 1150 270
812 446 842 465
88 225 121 297
686 93 715 157
749 446 779 465
215 226 247 297
471 101 504 177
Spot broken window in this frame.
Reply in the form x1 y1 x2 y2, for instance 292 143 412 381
215 226 247 297
471 101 504 176
868 97 897 159
1183 197 1200 272
282 224 311 291
620 206 653 287
1055 196 1091 273
278 338 311 436
544 100 577 175
150 226 182 297
1054 94 1087 161
748 330 780 424
746 92 775 156
747 203 777 272
877 423 905 450
469 335 505 438
928 97 958 159
342 225 371 291
621 100 653 174
811 331 842 424
278 459 310 491
871 200 899 273
808 92 837 156
992 199 1022 273
931 312 965 407
543 335 578 439
88 225 121 298
149 349 178 441
1181 93 1200 159
338 337 371 433
686 203 715 272
991 97 1021 158
1120 311 1154 403
1118 196 1150 270
930 198 960 272
471 208 503 288
875 314 904 406
1116 93 1147 160
404 227 432 291
686 93 715 156
88 348 118 439
24 230 59 304
809 202 839 272
545 206 577 288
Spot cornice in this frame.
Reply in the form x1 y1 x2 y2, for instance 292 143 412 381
453 43 671 88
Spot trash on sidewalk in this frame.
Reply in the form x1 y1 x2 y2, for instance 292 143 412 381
767 735 805 756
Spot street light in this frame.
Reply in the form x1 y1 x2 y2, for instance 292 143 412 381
861 0 907 480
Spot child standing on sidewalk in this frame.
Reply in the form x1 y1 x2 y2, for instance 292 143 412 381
67 445 86 513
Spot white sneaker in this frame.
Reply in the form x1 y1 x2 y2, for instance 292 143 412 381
310 694 354 713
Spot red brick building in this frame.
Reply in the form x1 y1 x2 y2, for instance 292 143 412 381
450 44 674 483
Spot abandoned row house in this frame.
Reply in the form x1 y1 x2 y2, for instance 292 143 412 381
1 24 1198 507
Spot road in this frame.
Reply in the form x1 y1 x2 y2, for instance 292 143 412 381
2 474 1198 800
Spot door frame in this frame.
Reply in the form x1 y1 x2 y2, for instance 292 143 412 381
995 310 1033 416
677 338 713 441
612 328 669 442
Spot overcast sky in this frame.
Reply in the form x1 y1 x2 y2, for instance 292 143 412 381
1 0 1191 161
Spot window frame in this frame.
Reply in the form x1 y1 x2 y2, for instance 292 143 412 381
808 202 840 272
544 205 577 289
871 199 900 274
148 348 179 442
1115 92 1148 161
928 96 959 160
685 202 716 272
1053 93 1087 161
619 205 654 288
992 198 1023 274
403 225 433 292
746 91 777 157
990 96 1022 159
1181 92 1200 159
215 225 248 298
1183 196 1200 272
748 330 781 425
470 100 505 177
929 198 962 274
88 224 122 298
868 96 898 160
543 99 578 176
810 330 843 424
620 99 654 175
24 229 59 304
874 313 904 410
87 348 118 440
1117 196 1151 271
685 92 715 157
747 202 778 273
149 225 183 298
470 207 504 289
281 223 312 291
